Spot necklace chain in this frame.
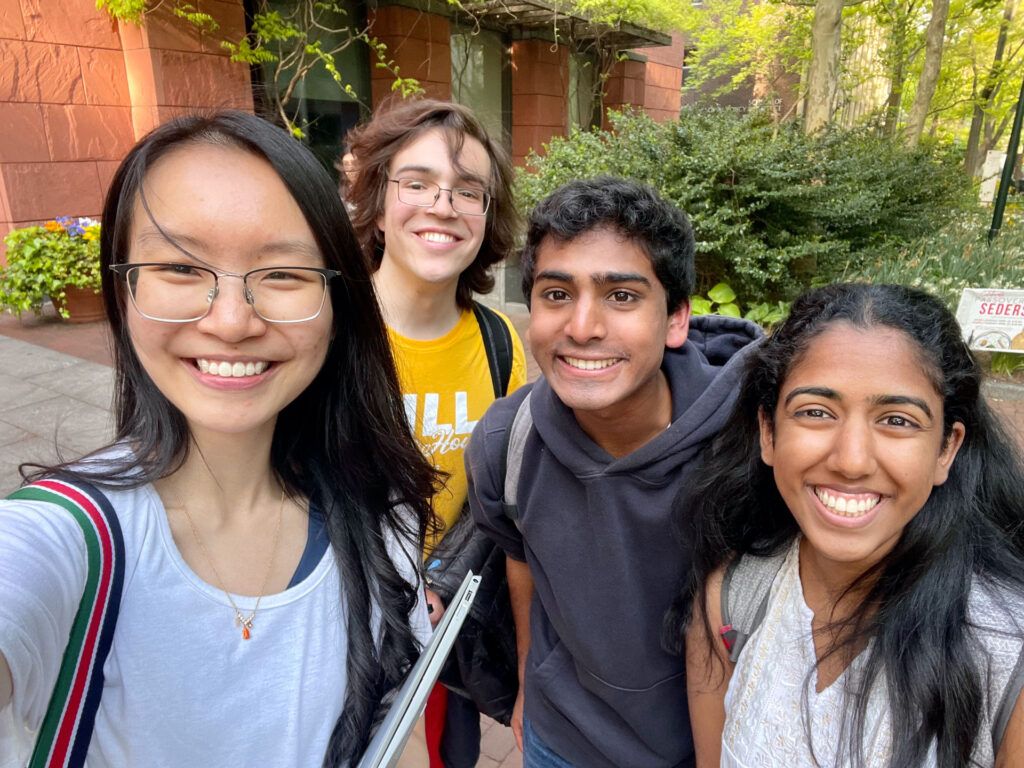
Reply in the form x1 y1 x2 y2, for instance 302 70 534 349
177 488 286 641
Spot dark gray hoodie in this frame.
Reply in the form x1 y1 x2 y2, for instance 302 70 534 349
467 314 762 768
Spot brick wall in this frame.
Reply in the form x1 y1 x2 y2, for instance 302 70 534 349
602 57 646 128
0 0 252 260
119 1 252 138
642 33 683 122
644 61 682 122
368 5 451 108
510 39 568 167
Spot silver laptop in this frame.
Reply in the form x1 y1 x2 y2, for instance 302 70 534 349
357 570 482 768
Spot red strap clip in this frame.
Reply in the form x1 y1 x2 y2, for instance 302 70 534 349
719 624 736 652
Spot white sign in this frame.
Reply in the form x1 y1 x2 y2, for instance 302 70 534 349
980 150 1006 204
956 288 1024 354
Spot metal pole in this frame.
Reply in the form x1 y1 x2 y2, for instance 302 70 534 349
989 74 1024 241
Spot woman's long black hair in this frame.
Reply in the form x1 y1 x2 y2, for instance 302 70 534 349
666 283 1024 767
29 112 439 766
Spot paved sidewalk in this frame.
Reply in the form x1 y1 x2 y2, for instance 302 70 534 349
0 334 115 496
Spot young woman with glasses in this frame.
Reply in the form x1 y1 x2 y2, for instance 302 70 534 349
0 112 437 766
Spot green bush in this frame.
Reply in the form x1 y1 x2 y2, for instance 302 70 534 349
516 108 972 302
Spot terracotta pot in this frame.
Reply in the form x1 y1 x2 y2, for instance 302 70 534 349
52 286 106 324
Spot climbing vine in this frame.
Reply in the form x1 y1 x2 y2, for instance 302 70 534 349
97 0 422 139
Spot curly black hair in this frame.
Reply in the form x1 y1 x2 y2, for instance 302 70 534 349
520 176 695 313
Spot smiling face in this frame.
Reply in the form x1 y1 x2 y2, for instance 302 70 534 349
528 226 690 424
122 142 333 443
760 323 965 579
374 128 490 294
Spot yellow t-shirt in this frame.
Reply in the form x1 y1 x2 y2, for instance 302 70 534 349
388 308 527 551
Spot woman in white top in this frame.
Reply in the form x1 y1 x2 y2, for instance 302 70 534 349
672 283 1024 767
0 112 436 766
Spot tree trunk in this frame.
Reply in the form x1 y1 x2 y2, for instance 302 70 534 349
881 1 911 137
883 48 907 136
965 0 1015 176
904 0 951 147
804 0 845 134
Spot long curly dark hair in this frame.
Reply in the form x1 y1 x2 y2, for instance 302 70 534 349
667 282 1024 767
31 111 439 766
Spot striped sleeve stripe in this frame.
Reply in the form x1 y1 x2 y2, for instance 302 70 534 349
8 479 125 768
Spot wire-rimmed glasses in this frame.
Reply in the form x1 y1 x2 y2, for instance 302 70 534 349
109 262 340 323
388 178 491 215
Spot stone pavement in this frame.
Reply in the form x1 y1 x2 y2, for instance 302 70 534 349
0 330 115 497
1 307 1022 768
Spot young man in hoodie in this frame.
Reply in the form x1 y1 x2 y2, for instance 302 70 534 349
467 177 762 768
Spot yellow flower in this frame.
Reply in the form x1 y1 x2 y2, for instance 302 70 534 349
44 221 62 232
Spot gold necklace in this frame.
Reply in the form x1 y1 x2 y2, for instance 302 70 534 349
177 488 286 641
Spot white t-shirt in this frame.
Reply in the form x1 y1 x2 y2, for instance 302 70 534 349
0 478 430 767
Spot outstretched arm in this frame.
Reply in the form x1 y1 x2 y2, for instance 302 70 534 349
0 497 91 727
686 567 732 768
507 556 534 751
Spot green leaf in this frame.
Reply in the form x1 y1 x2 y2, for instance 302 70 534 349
691 296 713 315
96 0 145 24
707 282 737 304
718 302 742 317
744 303 768 323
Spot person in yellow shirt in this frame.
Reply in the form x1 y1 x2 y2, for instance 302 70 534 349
346 99 526 768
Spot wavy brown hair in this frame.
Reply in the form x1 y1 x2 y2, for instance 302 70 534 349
345 98 518 309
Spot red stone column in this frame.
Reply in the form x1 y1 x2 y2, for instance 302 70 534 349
641 34 683 122
602 55 647 128
0 0 132 260
119 0 253 140
367 6 451 108
0 0 253 261
510 39 568 167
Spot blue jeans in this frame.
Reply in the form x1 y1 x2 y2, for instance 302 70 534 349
440 691 480 768
523 719 576 768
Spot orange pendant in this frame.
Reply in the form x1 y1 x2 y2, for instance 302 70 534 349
242 625 251 640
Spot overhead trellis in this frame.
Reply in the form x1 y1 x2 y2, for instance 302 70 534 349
453 0 670 48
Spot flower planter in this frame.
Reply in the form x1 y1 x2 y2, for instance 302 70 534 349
1 217 102 320
52 286 106 324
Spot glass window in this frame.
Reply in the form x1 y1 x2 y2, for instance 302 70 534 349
569 51 599 130
246 0 369 176
450 27 510 143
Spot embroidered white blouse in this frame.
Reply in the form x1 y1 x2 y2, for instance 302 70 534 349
721 540 1024 767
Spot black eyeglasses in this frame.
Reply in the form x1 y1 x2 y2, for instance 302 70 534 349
388 178 491 215
109 263 340 323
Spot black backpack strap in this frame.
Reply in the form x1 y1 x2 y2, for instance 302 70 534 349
472 302 514 399
7 478 124 768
